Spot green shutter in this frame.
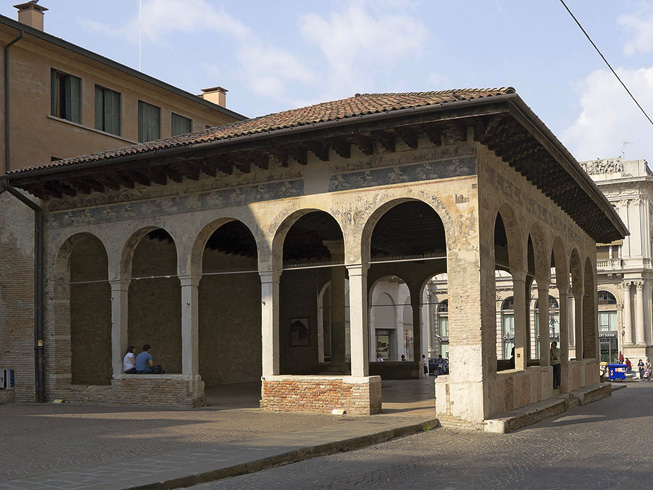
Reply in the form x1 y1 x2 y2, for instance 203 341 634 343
139 101 160 142
104 89 120 136
50 70 58 117
95 86 103 130
65 75 81 123
171 113 191 136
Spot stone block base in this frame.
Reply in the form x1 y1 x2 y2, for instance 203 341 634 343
0 389 15 404
48 375 205 408
261 375 382 415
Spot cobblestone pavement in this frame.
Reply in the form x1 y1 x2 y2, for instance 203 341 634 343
192 382 651 490
0 379 436 489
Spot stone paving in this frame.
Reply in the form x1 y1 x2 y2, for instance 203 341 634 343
0 379 437 489
192 380 650 490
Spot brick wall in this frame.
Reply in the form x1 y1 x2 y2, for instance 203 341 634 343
0 197 36 402
261 376 382 415
199 248 261 385
56 375 205 408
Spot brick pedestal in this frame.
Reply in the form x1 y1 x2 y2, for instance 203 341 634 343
261 375 382 415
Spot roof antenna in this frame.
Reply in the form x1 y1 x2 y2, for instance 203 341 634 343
139 0 142 71
621 140 630 160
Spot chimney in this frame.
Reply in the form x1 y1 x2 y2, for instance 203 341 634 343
200 86 228 107
14 1 48 31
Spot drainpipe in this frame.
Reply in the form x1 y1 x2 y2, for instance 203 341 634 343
3 29 24 189
0 179 45 403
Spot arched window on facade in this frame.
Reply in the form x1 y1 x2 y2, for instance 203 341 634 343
437 299 449 359
501 297 515 360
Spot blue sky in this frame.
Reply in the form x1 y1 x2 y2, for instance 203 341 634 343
3 0 653 164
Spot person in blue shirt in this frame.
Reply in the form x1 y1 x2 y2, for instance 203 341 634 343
135 344 154 374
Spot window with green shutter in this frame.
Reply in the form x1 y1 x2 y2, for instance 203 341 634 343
138 101 161 142
95 86 121 136
51 69 81 123
171 113 192 136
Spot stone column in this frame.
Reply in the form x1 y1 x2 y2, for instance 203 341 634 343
323 241 346 370
260 271 281 377
512 271 527 370
110 279 130 377
347 265 369 377
623 281 633 345
179 275 200 376
558 287 569 391
636 281 646 345
538 284 550 366
574 288 583 360
411 289 421 362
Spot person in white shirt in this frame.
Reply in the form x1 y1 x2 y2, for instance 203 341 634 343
123 346 136 374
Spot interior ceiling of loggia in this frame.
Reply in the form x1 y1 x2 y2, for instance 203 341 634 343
144 201 448 266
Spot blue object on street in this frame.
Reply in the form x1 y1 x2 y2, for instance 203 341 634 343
608 363 627 381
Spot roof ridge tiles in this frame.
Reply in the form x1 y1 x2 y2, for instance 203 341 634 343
7 87 517 174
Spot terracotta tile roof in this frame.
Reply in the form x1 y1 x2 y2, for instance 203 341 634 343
9 87 515 174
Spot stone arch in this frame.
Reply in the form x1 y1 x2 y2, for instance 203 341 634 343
359 195 452 266
54 232 111 385
369 276 410 362
570 248 583 359
494 203 525 274
274 209 346 375
196 219 261 386
126 227 181 373
269 206 340 271
527 222 550 283
189 215 262 277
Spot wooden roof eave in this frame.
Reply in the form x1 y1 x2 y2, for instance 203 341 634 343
507 97 628 242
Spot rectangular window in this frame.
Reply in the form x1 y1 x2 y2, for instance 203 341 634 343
438 316 449 337
171 113 192 136
598 311 617 331
51 69 81 123
138 101 161 142
95 86 121 136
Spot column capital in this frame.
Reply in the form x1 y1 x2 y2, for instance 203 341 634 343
345 263 369 275
635 281 644 290
259 270 281 283
179 275 201 288
622 281 633 290
109 279 130 291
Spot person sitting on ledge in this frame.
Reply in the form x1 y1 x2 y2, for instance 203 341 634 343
135 344 154 374
123 345 136 374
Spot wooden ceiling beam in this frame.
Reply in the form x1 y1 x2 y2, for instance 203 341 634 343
330 139 351 159
308 141 330 162
350 135 375 155
371 130 395 152
290 148 308 165
266 148 289 167
396 128 419 149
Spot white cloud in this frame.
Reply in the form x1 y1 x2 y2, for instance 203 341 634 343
81 0 250 44
561 67 653 163
299 1 429 94
619 11 653 56
237 43 316 99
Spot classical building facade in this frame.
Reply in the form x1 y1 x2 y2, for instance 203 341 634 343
580 157 653 364
0 88 626 426
0 2 243 175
